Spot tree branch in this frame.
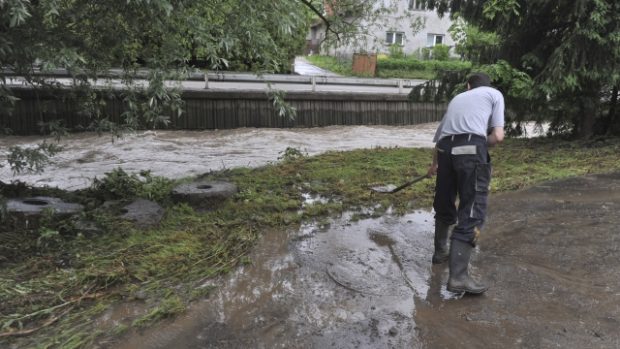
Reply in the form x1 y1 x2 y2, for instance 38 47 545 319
297 0 341 41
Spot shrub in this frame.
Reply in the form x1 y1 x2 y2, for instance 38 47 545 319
388 45 405 59
432 44 450 61
421 47 432 60
377 58 470 72
377 58 426 71
89 168 173 203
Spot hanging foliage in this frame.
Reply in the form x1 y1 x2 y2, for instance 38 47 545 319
419 0 620 137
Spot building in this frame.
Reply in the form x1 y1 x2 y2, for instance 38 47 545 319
307 0 455 58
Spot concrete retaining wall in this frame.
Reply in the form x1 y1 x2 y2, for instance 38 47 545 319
1 87 446 135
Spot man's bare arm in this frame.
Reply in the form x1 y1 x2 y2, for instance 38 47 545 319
488 127 504 146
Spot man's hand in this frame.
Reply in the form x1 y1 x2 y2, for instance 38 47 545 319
427 163 438 177
426 147 439 178
427 147 438 177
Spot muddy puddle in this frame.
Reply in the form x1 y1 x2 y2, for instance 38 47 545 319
107 209 449 349
106 172 620 349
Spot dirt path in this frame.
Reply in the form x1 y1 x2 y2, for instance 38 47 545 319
108 172 620 348
416 172 620 349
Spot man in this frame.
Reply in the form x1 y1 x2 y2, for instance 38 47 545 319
427 72 505 294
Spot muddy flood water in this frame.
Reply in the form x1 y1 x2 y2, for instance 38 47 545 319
0 124 438 190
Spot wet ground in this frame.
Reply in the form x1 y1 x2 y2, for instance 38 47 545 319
107 209 437 349
4 122 595 348
106 172 620 349
416 172 620 349
293 57 341 77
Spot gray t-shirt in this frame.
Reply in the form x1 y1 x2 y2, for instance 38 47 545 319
432 86 505 142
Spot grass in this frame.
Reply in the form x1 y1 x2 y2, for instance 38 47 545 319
376 68 436 80
304 55 354 76
2 136 620 347
132 295 185 328
304 55 470 80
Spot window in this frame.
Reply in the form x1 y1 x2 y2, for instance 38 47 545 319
426 33 445 47
386 31 404 46
408 0 424 10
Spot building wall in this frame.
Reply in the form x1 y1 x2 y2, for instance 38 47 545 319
317 0 455 58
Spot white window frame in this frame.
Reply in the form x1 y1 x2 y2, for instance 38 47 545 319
386 31 405 46
426 33 445 47
408 0 424 10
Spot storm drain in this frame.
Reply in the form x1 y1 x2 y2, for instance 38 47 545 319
6 196 84 228
171 181 237 208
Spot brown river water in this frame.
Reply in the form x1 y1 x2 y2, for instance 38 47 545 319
0 124 438 190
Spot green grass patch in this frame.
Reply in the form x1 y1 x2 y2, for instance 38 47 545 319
2 137 620 347
304 55 472 80
376 69 436 80
304 55 354 76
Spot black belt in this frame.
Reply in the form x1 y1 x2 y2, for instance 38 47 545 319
442 134 486 142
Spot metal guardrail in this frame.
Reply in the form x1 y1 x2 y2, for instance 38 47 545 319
2 68 425 93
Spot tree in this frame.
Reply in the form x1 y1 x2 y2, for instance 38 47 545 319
0 0 313 173
301 0 424 55
422 0 620 138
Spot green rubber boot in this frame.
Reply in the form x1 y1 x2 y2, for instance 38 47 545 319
431 220 451 264
447 239 488 294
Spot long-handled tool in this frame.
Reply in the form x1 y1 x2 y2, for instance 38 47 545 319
370 174 429 194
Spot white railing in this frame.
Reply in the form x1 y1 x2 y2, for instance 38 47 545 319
2 68 425 94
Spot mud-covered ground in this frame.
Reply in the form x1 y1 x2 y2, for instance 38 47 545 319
106 172 620 349
417 172 620 349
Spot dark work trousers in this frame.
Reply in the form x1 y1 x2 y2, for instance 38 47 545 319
433 134 491 246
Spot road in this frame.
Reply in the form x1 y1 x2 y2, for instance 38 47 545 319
293 56 341 77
